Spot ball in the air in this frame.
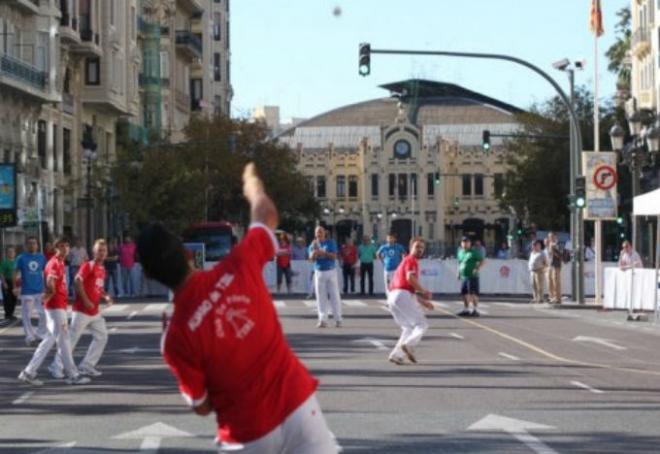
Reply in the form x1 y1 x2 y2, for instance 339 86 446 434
332 6 342 17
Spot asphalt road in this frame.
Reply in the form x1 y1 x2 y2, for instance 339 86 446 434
1 296 660 453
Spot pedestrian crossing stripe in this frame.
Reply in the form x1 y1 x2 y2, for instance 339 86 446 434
273 301 286 308
432 302 449 309
343 300 367 307
143 303 169 312
103 304 129 313
303 301 317 308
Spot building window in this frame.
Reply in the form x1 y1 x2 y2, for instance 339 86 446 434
348 175 358 198
213 13 221 40
85 57 100 85
316 176 326 198
429 223 434 240
52 124 58 172
494 173 504 197
388 174 396 197
110 0 115 26
160 51 169 78
371 174 378 199
214 95 222 115
63 128 71 175
131 6 136 40
474 174 484 196
190 78 203 110
226 59 230 83
462 174 471 196
214 52 221 81
427 172 435 196
37 121 47 169
336 175 346 198
410 173 417 197
398 173 407 198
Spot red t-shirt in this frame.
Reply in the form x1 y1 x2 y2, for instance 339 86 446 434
162 224 318 443
73 261 106 316
340 244 358 266
276 244 291 268
388 254 418 293
44 257 68 310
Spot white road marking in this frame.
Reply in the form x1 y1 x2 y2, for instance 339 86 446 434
449 332 464 340
379 306 391 313
127 311 139 320
497 303 518 308
343 300 367 307
352 338 391 350
570 380 604 394
273 300 286 308
109 327 119 333
432 302 449 309
303 301 317 308
143 303 168 313
102 304 129 313
479 303 491 308
498 352 521 361
113 422 193 452
468 414 558 454
12 391 34 405
572 336 627 351
30 441 77 454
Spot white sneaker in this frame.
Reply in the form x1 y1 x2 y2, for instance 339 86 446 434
316 320 328 328
335 320 343 328
65 375 91 385
25 337 36 347
401 344 417 364
388 356 405 365
79 365 102 377
48 364 65 379
18 370 43 386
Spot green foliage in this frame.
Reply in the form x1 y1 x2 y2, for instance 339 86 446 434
605 7 631 90
113 115 319 234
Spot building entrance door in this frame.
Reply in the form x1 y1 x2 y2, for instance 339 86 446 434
391 219 412 252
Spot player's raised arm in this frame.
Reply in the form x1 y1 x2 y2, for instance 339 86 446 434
242 163 278 230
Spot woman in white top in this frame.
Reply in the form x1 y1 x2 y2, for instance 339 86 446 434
618 240 643 270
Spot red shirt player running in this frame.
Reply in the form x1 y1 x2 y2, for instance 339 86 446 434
137 163 336 453
387 237 434 365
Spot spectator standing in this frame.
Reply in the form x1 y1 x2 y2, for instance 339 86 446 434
584 239 595 262
1 246 17 321
308 226 342 328
68 239 89 297
377 233 406 296
104 238 121 297
618 240 643 270
546 232 562 304
357 235 377 296
43 241 55 261
276 236 293 293
15 237 47 345
496 242 510 259
339 238 358 294
291 237 308 260
457 237 484 317
528 240 547 303
119 236 136 297
474 239 487 259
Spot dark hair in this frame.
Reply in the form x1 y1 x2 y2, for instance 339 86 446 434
535 240 544 248
53 237 70 246
137 223 189 289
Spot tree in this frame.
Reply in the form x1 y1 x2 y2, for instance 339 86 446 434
113 115 319 234
605 7 631 100
497 87 626 232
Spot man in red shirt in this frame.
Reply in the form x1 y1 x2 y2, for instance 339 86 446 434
137 163 336 453
49 238 113 378
18 238 91 386
387 237 434 365
339 238 358 294
276 235 292 293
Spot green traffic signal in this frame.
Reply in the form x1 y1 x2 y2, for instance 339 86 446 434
575 176 586 209
434 172 440 185
482 130 491 151
616 216 624 225
358 43 371 76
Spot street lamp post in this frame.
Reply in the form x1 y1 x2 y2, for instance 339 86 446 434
360 45 585 302
81 125 97 253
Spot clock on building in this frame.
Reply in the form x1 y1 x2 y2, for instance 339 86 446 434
393 139 412 159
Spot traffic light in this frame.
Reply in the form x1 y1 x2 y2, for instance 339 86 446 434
616 216 624 225
482 130 491 151
358 43 371 76
434 172 440 185
575 176 586 209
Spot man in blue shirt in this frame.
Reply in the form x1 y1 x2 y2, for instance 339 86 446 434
308 226 342 328
377 234 406 295
14 237 47 345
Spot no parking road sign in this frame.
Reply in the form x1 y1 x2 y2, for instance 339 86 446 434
582 152 618 220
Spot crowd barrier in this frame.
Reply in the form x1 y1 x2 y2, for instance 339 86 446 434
603 267 660 311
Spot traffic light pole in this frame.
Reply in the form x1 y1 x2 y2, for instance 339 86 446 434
364 46 585 303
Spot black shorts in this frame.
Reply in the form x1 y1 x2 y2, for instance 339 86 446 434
277 266 292 285
461 277 479 295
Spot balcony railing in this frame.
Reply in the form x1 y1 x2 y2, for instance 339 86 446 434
138 74 170 87
632 28 651 53
60 13 78 30
0 54 47 90
175 31 202 58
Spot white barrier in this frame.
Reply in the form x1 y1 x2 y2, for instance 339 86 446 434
603 267 660 311
263 259 616 296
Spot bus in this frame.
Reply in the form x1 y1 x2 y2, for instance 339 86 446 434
181 221 238 266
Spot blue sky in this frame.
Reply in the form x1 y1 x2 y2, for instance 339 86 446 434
231 0 629 121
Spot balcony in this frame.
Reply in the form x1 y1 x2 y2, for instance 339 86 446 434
0 53 47 93
175 31 202 59
11 0 40 14
632 27 651 58
72 27 102 56
176 0 204 15
62 92 74 115
59 14 80 44
138 74 169 88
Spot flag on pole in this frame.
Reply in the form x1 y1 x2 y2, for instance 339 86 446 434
590 0 604 37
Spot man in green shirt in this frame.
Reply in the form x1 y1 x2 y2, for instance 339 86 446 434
357 235 378 296
457 237 484 317
1 246 17 320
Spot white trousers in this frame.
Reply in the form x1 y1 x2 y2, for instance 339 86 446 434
314 269 342 322
51 311 108 373
25 309 79 378
383 270 395 296
217 393 336 453
387 289 428 360
21 294 47 341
